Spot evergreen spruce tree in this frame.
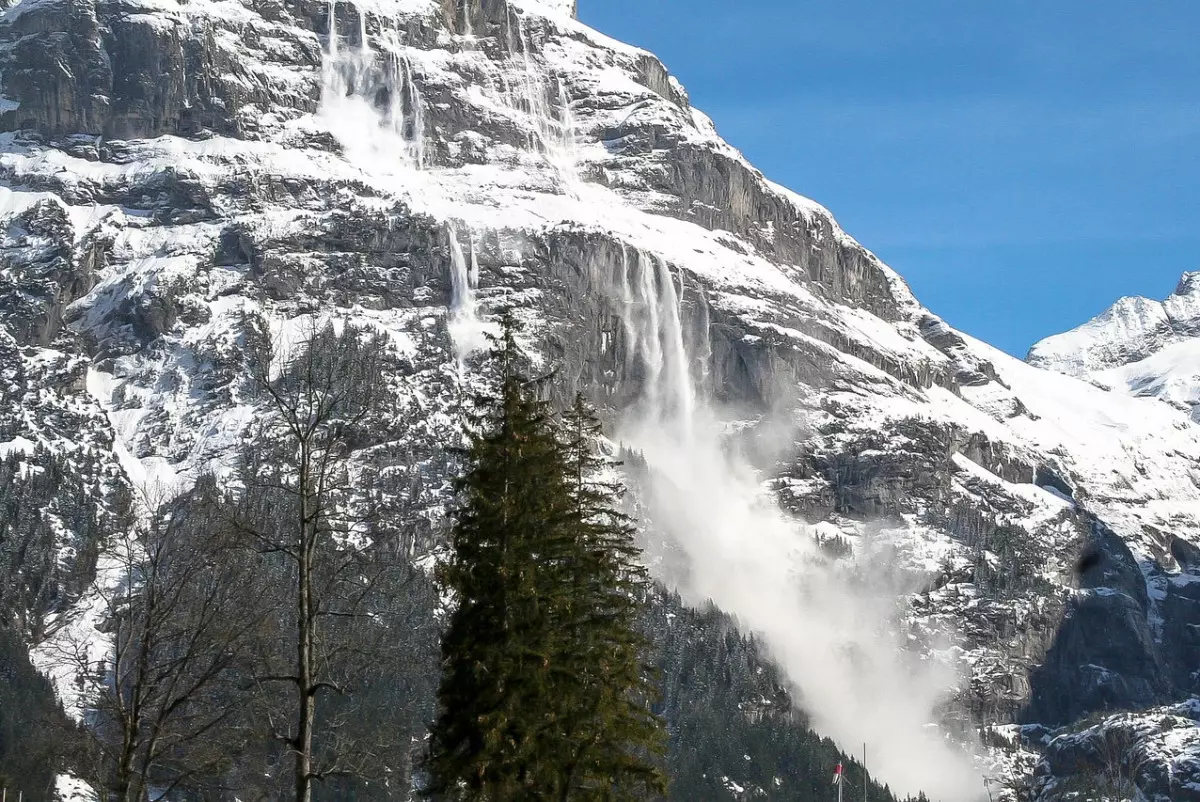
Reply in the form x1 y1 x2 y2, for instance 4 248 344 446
427 313 578 799
427 316 665 801
548 395 667 801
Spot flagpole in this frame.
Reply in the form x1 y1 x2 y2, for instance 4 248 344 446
863 743 868 802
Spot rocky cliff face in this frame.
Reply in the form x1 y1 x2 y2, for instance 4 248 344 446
3 0 1200 799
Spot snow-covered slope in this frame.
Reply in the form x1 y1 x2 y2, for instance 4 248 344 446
1027 699 1200 800
1029 272 1200 419
3 0 1200 798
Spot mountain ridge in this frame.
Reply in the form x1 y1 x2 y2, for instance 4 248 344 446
1029 270 1200 420
1 0 1200 799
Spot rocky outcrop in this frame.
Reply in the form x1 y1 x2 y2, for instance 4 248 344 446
1028 699 1200 801
1024 522 1170 727
0 0 322 139
0 198 99 345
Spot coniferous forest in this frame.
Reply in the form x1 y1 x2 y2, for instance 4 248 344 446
0 317 916 801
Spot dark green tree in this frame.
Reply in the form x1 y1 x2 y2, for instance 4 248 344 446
427 313 574 799
426 316 665 801
548 395 666 801
0 629 66 800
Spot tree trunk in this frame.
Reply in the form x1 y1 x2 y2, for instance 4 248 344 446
295 555 315 801
116 719 138 802
295 465 315 802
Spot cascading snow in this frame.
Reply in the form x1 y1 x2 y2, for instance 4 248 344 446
447 222 488 358
317 0 577 354
500 3 579 187
320 0 426 169
598 247 986 801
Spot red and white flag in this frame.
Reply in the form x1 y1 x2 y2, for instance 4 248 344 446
833 763 843 785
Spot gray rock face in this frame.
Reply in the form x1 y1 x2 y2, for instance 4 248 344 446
0 197 98 344
3 0 1200 797
1025 522 1170 728
0 0 321 138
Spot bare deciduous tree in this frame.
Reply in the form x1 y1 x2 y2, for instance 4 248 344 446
1092 725 1151 800
230 319 405 802
52 319 438 802
56 482 263 802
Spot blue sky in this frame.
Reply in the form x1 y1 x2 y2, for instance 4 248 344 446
577 0 1200 356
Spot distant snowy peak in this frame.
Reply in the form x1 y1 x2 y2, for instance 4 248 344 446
1028 270 1200 418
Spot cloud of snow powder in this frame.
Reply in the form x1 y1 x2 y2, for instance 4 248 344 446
626 413 984 800
607 250 986 802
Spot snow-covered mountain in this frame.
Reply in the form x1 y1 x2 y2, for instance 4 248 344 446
1029 272 1200 421
3 0 1200 798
